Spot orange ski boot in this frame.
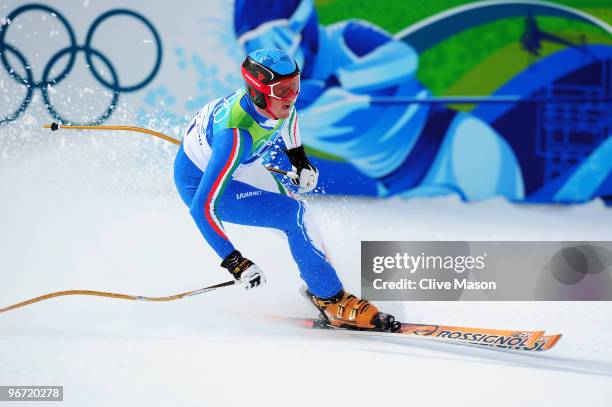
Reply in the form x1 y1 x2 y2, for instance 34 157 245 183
304 289 399 332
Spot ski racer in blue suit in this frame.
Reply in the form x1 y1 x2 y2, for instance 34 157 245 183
174 48 398 331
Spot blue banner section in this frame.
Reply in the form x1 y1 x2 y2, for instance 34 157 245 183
235 0 612 204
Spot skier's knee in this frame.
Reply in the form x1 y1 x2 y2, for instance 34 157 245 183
189 200 209 222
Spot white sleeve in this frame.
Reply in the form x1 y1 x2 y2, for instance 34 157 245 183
280 107 302 149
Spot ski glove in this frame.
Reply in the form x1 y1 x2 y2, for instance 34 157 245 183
286 146 318 193
221 250 266 290
291 164 318 193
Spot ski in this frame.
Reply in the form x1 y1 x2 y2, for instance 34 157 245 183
271 316 562 352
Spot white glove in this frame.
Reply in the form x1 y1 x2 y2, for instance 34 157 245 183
237 263 267 290
220 250 266 291
291 164 319 193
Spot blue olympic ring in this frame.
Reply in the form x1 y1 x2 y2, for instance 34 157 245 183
0 3 162 126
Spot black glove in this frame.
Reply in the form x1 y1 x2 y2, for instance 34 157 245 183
286 146 318 193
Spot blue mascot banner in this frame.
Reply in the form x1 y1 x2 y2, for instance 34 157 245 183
1 0 611 204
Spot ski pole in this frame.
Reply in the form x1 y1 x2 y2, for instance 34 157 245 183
264 165 298 179
43 122 182 145
43 122 298 178
0 280 236 314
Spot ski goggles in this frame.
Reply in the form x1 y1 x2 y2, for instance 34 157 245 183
242 67 300 100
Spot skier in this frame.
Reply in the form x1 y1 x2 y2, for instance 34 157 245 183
173 48 397 330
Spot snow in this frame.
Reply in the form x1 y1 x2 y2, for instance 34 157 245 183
1 129 611 406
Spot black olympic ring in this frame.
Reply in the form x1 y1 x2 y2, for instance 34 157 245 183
0 4 162 125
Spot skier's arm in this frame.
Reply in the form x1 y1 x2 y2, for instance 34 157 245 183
279 107 301 149
281 107 318 193
190 128 266 289
190 128 250 259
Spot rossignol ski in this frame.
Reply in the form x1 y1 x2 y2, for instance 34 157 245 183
271 316 562 352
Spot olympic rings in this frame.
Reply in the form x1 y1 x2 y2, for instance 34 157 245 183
0 45 33 124
85 9 162 92
0 3 162 125
42 46 120 125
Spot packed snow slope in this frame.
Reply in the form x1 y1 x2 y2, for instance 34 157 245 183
1 125 611 406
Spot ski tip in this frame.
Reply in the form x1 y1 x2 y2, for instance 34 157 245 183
528 333 562 351
523 330 545 347
541 334 562 350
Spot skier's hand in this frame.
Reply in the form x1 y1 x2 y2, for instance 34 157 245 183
286 146 318 194
291 164 318 193
237 263 266 290
220 250 266 290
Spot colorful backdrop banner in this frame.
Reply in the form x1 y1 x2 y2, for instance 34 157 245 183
2 0 611 204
